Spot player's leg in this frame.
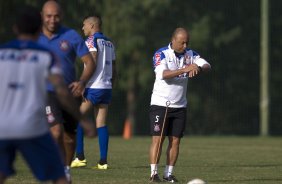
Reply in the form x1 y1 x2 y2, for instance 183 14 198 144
63 132 76 166
18 133 67 184
81 88 111 169
50 124 64 157
63 116 77 166
62 96 81 168
166 136 180 166
0 140 16 184
46 92 73 182
63 131 75 182
95 104 109 169
83 88 111 169
70 124 86 168
62 108 80 182
75 124 84 160
71 100 92 168
46 92 66 165
163 136 180 182
149 105 168 182
163 108 186 182
149 135 165 180
77 100 93 160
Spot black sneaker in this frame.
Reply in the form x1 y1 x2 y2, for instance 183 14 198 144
163 175 178 183
150 174 162 182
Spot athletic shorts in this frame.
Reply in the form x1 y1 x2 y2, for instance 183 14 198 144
0 133 65 181
83 88 112 105
149 105 187 138
46 91 80 134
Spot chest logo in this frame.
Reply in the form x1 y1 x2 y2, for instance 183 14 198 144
184 54 192 65
60 40 70 51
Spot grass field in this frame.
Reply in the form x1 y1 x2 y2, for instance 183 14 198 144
5 136 282 184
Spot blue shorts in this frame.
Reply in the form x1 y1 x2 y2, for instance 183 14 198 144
0 133 65 181
83 88 112 105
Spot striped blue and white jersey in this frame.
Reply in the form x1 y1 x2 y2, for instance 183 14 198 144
151 43 210 108
0 39 61 139
85 32 115 89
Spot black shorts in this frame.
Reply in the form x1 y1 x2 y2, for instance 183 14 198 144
149 105 187 138
46 92 81 134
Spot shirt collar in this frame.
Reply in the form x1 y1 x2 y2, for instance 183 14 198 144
40 26 64 40
168 43 185 58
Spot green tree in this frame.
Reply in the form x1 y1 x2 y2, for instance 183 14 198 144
1 0 281 135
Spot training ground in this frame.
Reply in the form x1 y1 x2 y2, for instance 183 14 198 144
6 136 282 184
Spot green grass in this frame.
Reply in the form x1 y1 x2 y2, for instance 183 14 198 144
5 136 282 184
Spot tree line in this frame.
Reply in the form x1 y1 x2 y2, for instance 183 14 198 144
0 0 281 135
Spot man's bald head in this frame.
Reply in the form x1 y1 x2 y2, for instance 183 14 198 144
42 0 61 14
172 28 189 41
171 27 189 53
41 0 61 35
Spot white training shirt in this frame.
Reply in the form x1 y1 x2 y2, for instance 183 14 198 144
0 39 61 139
85 32 115 89
150 43 210 108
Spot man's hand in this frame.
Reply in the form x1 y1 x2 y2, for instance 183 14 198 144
69 81 85 97
188 68 200 78
183 64 200 78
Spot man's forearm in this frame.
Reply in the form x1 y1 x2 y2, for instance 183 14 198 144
80 53 96 83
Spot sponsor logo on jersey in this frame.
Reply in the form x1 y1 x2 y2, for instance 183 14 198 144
59 40 70 51
86 42 94 49
0 50 39 63
101 40 113 48
86 36 95 49
154 52 161 66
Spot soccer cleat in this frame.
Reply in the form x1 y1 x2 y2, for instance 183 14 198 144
70 158 87 168
97 163 108 170
163 175 178 183
150 174 162 182
92 159 108 170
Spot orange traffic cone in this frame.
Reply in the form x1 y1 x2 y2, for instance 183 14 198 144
123 119 132 139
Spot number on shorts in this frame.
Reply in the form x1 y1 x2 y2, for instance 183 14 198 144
155 115 159 122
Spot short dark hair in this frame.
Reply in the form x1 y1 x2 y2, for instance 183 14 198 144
84 14 102 27
15 6 42 35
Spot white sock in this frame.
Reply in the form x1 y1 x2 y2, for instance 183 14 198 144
150 164 158 176
64 166 71 182
64 166 70 171
164 165 174 177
